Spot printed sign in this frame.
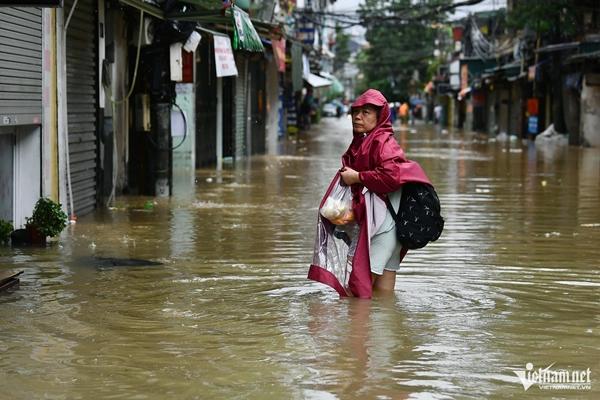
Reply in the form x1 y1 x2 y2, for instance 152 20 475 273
233 8 246 45
272 37 286 73
528 116 538 134
528 65 536 81
213 35 238 78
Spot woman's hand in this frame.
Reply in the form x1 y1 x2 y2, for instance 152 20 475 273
340 167 361 185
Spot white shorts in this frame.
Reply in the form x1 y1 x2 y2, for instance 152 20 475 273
369 189 402 275
370 227 403 275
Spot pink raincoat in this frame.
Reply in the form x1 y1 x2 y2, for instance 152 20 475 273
308 89 432 298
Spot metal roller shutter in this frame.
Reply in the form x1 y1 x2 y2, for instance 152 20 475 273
234 55 247 159
65 0 97 216
0 7 42 126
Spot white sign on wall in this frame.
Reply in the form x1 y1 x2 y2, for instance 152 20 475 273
213 35 238 78
449 60 460 90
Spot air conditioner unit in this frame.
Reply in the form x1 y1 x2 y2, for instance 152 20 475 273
131 17 154 47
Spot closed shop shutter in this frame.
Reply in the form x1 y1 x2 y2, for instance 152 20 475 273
0 7 42 126
65 0 97 216
249 58 266 155
234 55 247 159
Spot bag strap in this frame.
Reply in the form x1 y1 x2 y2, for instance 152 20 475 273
384 195 400 223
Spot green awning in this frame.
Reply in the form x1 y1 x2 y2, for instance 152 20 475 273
168 4 264 52
460 58 497 78
231 5 264 52
178 0 222 8
327 77 344 98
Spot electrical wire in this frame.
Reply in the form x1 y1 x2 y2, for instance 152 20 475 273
171 102 188 151
112 9 144 105
293 0 487 29
143 101 187 151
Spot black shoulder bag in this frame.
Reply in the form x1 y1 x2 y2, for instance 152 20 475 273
385 183 444 250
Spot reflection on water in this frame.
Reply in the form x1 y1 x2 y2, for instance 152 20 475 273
1 119 599 399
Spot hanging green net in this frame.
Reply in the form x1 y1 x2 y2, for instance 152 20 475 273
231 5 264 52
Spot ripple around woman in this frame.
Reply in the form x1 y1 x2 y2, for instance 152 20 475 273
308 89 432 299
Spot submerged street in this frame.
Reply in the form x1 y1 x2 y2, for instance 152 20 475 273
1 117 599 399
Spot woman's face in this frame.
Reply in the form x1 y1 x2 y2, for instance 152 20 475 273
351 105 379 134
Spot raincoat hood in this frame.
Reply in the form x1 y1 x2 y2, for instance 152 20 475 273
351 89 391 124
349 89 392 141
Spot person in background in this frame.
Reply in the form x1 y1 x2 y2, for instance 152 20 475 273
389 102 397 125
434 104 442 124
399 102 409 125
300 87 315 130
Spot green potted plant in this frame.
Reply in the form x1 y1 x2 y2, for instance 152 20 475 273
26 198 68 245
0 219 13 244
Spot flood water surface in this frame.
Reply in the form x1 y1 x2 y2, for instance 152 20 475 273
1 118 599 399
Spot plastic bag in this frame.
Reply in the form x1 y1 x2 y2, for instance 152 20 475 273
320 181 354 225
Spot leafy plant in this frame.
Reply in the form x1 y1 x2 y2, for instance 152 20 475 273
0 219 13 244
27 198 68 238
333 25 351 73
507 0 579 39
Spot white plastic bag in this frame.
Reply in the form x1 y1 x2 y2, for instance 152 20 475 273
320 180 354 225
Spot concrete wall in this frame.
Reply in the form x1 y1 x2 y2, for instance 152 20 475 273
0 131 13 222
107 9 129 191
14 126 41 228
42 8 59 201
464 98 473 131
509 83 522 137
563 79 581 145
486 88 497 135
581 74 600 147
498 85 509 134
265 55 279 155
0 126 41 228
172 83 195 197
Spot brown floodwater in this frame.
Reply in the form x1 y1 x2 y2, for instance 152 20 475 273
1 117 599 399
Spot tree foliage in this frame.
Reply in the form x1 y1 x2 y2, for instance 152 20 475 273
507 0 580 40
357 0 451 101
333 26 351 72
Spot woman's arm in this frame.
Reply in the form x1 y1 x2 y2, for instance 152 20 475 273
340 167 361 185
358 139 405 193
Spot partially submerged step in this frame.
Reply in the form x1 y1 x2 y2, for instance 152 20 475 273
0 270 23 293
82 257 163 268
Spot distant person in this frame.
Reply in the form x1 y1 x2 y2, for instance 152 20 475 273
390 103 397 125
300 88 315 130
410 103 422 125
434 104 442 124
399 102 409 125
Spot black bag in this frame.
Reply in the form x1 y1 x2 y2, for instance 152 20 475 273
385 183 444 250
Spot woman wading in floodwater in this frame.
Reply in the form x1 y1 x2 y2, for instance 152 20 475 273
308 89 432 298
